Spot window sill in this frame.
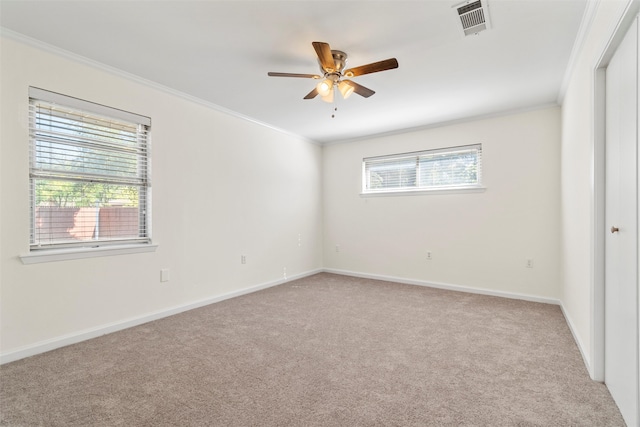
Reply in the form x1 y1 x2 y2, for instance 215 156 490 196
20 243 158 264
360 186 486 197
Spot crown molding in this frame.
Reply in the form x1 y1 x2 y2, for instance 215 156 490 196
323 102 559 146
0 27 320 146
557 0 601 104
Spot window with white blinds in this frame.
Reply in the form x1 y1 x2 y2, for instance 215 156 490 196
28 87 151 250
362 144 482 194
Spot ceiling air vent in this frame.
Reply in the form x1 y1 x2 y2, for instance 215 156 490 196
453 0 491 36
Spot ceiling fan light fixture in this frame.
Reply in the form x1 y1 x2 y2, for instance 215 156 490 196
338 81 355 99
267 41 398 102
317 79 333 97
320 87 334 103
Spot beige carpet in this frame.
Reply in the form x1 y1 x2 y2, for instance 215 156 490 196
0 273 625 426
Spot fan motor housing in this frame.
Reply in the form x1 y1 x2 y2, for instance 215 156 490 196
319 50 348 74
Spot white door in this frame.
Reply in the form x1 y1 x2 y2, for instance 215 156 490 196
605 17 639 427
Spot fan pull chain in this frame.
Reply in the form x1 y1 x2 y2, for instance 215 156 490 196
331 92 338 118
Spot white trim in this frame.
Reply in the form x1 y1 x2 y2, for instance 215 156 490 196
20 243 158 264
0 268 323 364
0 28 319 146
323 103 559 146
593 1 640 69
560 301 593 378
590 0 640 383
29 86 151 126
323 268 560 305
0 267 560 365
591 66 606 382
360 186 486 197
557 0 601 105
0 28 559 148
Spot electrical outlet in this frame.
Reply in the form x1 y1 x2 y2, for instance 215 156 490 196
298 233 301 247
241 255 246 264
160 268 170 282
335 244 340 253
526 258 534 268
283 267 287 279
426 251 432 260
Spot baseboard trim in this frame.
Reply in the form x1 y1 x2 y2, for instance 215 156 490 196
0 268 572 365
322 268 561 305
559 302 592 378
0 268 323 365
323 269 599 374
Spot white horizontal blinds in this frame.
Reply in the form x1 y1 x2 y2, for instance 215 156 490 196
29 89 151 249
364 155 417 191
418 145 481 189
363 144 482 193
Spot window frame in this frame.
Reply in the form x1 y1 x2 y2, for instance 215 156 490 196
361 144 484 196
21 87 155 263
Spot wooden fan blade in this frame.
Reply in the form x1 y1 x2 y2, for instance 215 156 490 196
312 41 336 73
343 80 375 98
303 87 319 99
268 72 322 79
344 58 398 77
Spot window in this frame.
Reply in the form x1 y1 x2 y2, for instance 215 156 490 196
362 144 482 194
28 87 151 251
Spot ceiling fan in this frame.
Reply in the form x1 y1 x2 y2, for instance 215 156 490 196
267 41 399 102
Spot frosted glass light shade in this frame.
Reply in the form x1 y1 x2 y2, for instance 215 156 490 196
320 87 334 103
338 81 354 99
317 79 333 97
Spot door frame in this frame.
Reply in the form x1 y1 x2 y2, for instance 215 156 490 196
592 1 640 382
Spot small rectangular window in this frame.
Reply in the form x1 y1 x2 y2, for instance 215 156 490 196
363 144 482 194
28 87 152 250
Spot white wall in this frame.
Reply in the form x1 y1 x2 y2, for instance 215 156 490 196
0 37 323 361
4 0 632 369
560 0 635 376
323 107 561 300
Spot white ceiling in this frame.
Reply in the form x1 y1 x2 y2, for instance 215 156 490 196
0 0 587 144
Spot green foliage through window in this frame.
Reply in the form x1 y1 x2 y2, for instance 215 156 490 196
29 88 151 249
363 145 482 193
